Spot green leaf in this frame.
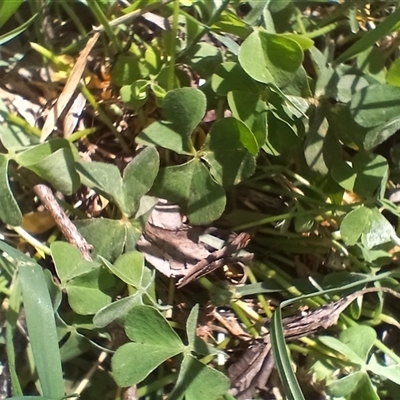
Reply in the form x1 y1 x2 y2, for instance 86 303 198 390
361 207 397 249
0 154 22 226
121 146 159 216
339 325 376 362
331 152 388 198
0 0 24 28
111 54 143 86
137 121 194 155
185 42 223 79
304 110 341 175
239 31 303 87
137 88 206 155
350 83 400 128
327 371 366 397
125 305 182 345
112 306 183 386
51 242 100 282
144 45 162 75
280 66 312 98
56 315 92 362
93 293 144 328
341 207 371 246
202 117 257 187
94 254 157 327
100 251 146 288
331 162 356 193
152 159 226 224
264 111 300 156
337 74 369 103
120 79 149 110
186 304 199 350
348 372 379 400
318 336 364 364
75 161 123 207
113 341 182 387
387 57 400 87
357 47 386 83
75 218 144 261
0 239 35 264
19 264 64 398
211 9 249 39
163 87 206 142
368 354 400 385
281 34 314 50
15 139 80 194
227 91 267 147
66 267 113 315
364 116 400 150
211 62 258 96
327 103 368 150
169 354 230 400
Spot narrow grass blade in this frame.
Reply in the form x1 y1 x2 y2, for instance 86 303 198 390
0 14 37 46
270 307 306 400
6 274 23 396
19 264 64 398
334 6 400 65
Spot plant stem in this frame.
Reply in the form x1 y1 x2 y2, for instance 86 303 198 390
230 300 260 337
177 0 231 62
167 0 180 91
86 0 122 52
59 1 88 37
246 266 273 318
11 226 51 257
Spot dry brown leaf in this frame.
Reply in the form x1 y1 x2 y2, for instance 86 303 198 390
21 211 56 234
40 32 100 142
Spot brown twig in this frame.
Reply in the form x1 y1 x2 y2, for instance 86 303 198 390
177 232 252 288
229 286 400 399
33 183 92 261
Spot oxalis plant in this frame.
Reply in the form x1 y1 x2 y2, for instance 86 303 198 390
2 1 400 400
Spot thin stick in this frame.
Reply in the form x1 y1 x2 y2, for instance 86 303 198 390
33 183 92 261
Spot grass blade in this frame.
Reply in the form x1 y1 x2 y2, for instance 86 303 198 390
19 264 64 398
270 307 306 400
334 6 400 65
6 274 23 396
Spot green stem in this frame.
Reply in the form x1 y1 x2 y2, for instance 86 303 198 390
11 226 51 257
295 7 307 35
136 372 178 397
167 0 180 91
304 21 347 39
246 266 273 318
251 259 322 308
0 111 41 138
59 0 88 37
79 85 130 152
230 300 260 337
91 0 173 34
86 0 122 52
374 339 400 364
232 207 336 231
67 127 97 143
177 0 231 62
